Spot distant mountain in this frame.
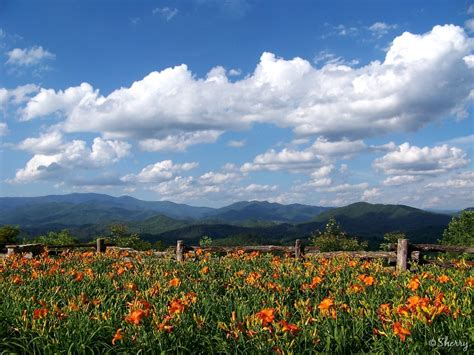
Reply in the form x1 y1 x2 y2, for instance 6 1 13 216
0 194 452 247
206 200 330 224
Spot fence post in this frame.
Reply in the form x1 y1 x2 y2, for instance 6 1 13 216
396 239 408 271
176 240 184 262
96 238 106 253
295 239 302 259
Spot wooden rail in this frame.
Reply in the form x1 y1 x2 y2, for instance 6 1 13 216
6 238 108 256
5 238 473 272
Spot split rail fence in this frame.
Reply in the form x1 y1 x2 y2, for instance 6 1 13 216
5 238 474 271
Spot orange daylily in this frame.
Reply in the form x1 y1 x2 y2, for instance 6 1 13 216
125 309 147 325
33 308 48 319
280 320 299 335
392 322 411 341
256 308 275 326
169 277 181 287
318 298 334 311
437 275 450 283
168 299 185 315
407 276 420 291
201 266 209 274
112 329 123 345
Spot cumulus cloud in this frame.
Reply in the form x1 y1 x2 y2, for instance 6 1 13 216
382 175 423 186
121 160 198 184
11 138 131 183
465 19 474 33
241 138 366 172
16 130 64 154
139 130 222 151
373 143 469 176
0 84 39 109
424 171 474 189
6 46 55 66
17 25 473 146
361 187 381 201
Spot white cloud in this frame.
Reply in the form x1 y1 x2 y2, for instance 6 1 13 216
0 84 39 109
469 5 474 15
16 25 474 147
11 137 131 183
369 22 397 37
139 130 222 152
314 50 359 67
16 130 63 154
152 7 178 21
465 19 474 33
241 138 366 172
439 134 474 146
228 68 242 76
382 175 423 186
6 46 55 66
319 182 369 193
227 139 246 148
121 160 198 184
199 171 241 185
0 122 8 136
424 171 474 189
373 142 469 176
361 187 381 201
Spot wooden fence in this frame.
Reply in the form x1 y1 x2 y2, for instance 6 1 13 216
5 238 473 271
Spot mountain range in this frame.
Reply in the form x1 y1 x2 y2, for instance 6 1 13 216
0 193 458 248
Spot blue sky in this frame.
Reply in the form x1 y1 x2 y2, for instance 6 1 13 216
0 0 473 209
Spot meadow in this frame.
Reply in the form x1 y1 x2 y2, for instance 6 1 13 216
0 249 472 353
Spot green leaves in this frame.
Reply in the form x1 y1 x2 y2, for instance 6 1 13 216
441 211 474 247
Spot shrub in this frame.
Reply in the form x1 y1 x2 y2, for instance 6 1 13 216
441 211 474 247
311 217 367 252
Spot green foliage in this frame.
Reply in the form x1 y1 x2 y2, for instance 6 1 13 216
380 231 406 251
441 211 474 246
33 229 78 246
199 235 213 247
153 240 165 251
107 224 152 251
311 217 368 252
0 225 20 246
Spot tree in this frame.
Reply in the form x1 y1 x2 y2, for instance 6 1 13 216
0 225 20 246
380 231 406 251
107 224 152 251
441 211 474 247
311 217 368 252
199 235 213 247
33 229 78 246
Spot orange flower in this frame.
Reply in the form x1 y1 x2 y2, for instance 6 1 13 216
11 275 22 284
33 308 48 320
246 272 261 284
465 277 474 287
112 329 123 345
125 309 147 325
310 276 323 288
392 322 411 341
377 303 391 322
318 298 334 311
349 284 364 293
125 282 138 291
363 276 375 286
169 277 181 287
348 260 358 268
201 266 209 274
280 320 299 335
407 276 420 291
256 308 275 326
72 271 84 282
437 275 450 283
168 299 185 315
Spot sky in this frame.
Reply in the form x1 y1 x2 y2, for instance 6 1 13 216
0 0 473 209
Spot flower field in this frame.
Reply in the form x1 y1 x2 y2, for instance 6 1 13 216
0 250 472 353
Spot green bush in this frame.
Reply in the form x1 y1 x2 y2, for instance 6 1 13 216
33 229 78 246
106 224 152 251
441 211 474 246
0 225 20 247
311 217 367 252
